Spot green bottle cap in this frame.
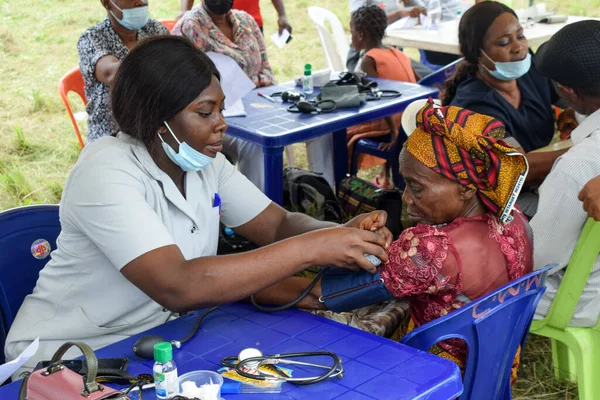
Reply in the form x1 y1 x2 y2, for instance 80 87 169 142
304 63 312 76
153 342 173 363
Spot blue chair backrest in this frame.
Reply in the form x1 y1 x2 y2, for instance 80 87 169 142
400 264 555 400
0 205 60 354
418 57 464 89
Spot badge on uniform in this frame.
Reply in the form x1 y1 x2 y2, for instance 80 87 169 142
214 193 221 216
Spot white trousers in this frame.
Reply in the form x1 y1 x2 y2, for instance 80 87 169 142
222 134 334 192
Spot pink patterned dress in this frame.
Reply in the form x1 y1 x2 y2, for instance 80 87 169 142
381 210 533 362
173 4 275 88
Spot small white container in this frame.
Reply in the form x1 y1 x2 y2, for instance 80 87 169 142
178 370 224 400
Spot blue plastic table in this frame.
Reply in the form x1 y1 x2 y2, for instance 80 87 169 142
225 80 438 204
0 303 462 399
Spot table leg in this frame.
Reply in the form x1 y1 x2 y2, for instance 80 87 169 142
263 146 284 205
332 129 348 190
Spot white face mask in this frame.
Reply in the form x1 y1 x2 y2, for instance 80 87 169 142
110 0 149 31
481 51 532 81
158 122 216 172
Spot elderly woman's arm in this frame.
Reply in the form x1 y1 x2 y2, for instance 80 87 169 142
254 225 446 309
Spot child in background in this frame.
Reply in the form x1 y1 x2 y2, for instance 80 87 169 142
347 5 418 189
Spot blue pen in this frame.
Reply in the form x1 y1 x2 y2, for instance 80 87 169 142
213 193 221 216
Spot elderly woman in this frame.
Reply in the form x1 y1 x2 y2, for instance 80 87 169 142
5 36 392 372
78 0 169 143
256 99 533 373
442 1 570 215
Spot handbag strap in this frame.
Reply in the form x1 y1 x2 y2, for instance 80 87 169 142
48 342 100 395
18 372 30 400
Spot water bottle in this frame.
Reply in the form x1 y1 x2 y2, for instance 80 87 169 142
302 64 313 95
153 342 179 399
428 0 442 27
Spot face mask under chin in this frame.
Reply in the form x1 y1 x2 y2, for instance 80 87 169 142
481 51 531 81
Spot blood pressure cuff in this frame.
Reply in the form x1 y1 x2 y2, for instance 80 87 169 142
317 83 367 108
319 267 393 312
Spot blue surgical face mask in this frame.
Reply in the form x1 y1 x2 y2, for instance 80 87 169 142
158 122 215 172
110 0 149 31
481 51 531 81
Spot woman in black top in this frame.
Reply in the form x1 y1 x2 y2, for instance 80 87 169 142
442 1 567 189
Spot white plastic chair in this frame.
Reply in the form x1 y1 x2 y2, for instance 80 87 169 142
307 6 349 72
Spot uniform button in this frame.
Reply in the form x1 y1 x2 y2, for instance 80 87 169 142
191 225 197 233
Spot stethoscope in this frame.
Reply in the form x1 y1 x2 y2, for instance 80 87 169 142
220 348 344 385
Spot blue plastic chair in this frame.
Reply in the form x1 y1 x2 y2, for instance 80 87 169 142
418 57 464 89
419 49 446 72
0 205 60 363
350 129 408 190
401 264 555 400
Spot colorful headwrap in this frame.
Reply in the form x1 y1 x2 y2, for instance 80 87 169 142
405 99 529 224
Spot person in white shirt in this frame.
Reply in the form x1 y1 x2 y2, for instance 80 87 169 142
531 20 600 326
5 36 393 371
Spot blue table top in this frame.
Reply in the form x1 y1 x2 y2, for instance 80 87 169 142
0 303 462 400
225 79 438 148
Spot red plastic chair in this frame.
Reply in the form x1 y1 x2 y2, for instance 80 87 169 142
58 67 87 149
159 19 177 33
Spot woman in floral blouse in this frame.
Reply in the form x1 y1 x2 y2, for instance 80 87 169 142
173 0 275 87
255 100 533 374
172 0 334 192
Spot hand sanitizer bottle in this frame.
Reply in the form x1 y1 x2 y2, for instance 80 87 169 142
153 342 179 399
302 64 314 95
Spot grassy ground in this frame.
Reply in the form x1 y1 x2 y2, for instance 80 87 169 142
1 0 598 397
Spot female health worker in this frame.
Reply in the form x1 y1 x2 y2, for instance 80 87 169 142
5 36 392 371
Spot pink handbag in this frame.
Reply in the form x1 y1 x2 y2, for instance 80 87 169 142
19 341 129 400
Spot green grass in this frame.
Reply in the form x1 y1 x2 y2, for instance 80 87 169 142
0 0 598 397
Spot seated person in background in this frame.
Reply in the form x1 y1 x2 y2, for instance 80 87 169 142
347 0 431 77
346 5 417 189
256 100 533 375
78 0 168 143
179 0 292 35
442 1 568 216
174 0 334 189
531 21 600 327
173 0 275 88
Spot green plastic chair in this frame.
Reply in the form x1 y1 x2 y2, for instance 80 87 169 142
530 218 600 400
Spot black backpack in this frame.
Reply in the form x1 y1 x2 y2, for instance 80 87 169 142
283 167 345 223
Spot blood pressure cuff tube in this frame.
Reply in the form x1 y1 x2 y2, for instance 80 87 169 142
319 267 393 312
